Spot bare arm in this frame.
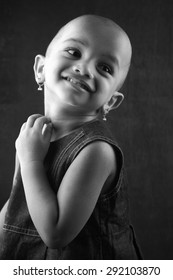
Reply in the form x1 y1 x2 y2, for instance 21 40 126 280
16 115 116 248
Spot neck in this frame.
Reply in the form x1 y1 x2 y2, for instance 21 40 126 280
44 100 98 141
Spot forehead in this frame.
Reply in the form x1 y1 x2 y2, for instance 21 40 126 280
60 19 122 50
49 17 131 67
61 18 117 37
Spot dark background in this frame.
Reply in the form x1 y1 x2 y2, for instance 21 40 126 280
0 0 173 259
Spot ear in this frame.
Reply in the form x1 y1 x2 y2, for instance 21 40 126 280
103 91 124 112
33 54 45 83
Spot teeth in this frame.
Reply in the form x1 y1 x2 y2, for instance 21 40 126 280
66 77 71 82
69 78 76 84
65 77 89 91
66 77 75 83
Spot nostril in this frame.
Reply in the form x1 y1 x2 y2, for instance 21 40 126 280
73 65 80 73
72 65 94 79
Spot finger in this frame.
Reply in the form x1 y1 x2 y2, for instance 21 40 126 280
42 123 53 140
34 116 51 131
25 114 43 128
20 122 26 132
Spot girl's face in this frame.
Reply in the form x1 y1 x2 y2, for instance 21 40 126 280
42 18 129 116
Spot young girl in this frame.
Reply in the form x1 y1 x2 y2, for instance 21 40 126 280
0 14 142 259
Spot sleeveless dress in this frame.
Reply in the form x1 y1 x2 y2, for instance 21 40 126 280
0 119 142 259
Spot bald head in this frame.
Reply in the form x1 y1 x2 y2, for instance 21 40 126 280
45 14 132 89
47 15 131 58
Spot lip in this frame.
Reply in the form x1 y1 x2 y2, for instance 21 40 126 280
62 75 94 93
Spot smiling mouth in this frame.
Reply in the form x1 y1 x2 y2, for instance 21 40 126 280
63 76 92 93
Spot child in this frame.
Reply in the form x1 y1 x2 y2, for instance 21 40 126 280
0 14 142 259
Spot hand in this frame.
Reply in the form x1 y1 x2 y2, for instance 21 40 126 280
15 114 53 165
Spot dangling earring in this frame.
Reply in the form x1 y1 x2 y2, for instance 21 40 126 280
37 74 44 91
102 107 109 121
103 112 107 121
37 82 44 91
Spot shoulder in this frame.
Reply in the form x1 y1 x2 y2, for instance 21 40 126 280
75 140 117 178
85 140 116 159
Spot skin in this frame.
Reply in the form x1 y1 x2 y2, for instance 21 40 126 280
34 14 132 140
0 15 132 249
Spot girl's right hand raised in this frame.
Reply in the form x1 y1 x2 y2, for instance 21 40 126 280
15 114 53 166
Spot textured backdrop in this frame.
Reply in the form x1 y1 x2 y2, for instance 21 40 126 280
0 0 173 259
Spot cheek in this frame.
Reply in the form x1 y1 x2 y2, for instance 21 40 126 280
101 80 116 97
44 64 60 84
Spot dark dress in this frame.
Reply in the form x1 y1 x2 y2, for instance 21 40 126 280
0 119 142 259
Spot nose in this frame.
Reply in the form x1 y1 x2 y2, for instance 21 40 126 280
72 64 94 79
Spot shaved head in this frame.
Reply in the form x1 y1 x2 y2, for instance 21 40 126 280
46 14 132 60
45 14 132 90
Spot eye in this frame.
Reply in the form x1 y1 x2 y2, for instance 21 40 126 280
65 48 81 58
98 63 113 75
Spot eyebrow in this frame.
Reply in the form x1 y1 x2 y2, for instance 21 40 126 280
101 54 119 67
63 38 88 46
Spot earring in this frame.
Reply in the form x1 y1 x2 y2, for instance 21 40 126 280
103 114 107 121
37 82 44 91
102 104 110 121
37 74 44 91
102 108 109 121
